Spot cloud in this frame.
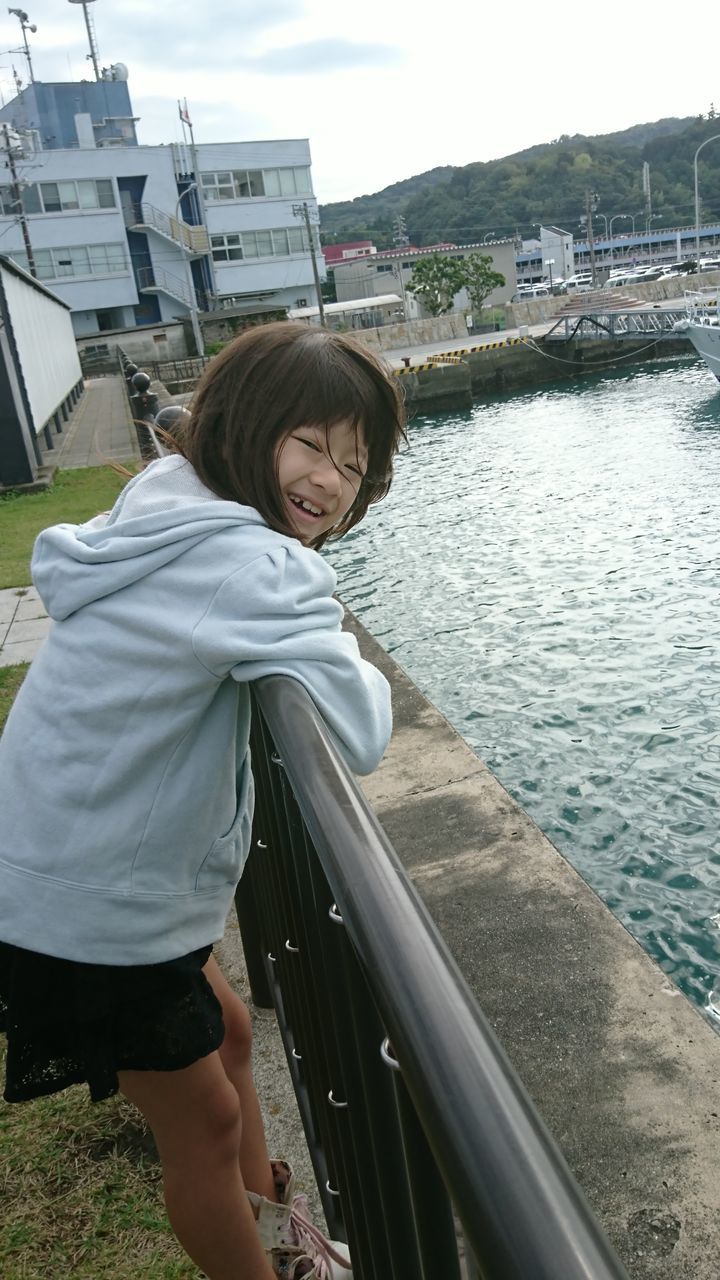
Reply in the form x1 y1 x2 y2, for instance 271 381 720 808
0 0 306 75
249 38 401 75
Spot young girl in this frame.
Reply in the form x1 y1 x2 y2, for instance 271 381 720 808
0 323 406 1280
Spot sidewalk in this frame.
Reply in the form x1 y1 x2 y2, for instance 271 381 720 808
41 374 141 470
0 585 50 667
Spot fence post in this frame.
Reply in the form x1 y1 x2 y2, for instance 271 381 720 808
129 371 160 461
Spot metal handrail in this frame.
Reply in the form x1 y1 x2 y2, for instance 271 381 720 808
123 200 209 254
134 263 203 311
246 676 630 1280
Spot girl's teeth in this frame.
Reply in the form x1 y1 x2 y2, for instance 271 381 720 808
293 497 322 515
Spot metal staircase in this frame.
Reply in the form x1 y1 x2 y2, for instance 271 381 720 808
134 264 204 311
123 202 209 256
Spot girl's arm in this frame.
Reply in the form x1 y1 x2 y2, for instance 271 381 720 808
192 545 391 775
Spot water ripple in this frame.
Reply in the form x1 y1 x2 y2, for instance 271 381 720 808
329 357 720 1014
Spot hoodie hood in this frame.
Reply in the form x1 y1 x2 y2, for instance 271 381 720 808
33 456 267 621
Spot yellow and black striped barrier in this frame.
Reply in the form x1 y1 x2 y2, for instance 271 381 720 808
393 362 439 376
392 335 527 374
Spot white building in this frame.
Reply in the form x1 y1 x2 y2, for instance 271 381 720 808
332 242 517 322
539 226 574 285
0 79 324 343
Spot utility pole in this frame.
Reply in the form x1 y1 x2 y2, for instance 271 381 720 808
1 122 36 277
584 189 597 284
293 200 325 326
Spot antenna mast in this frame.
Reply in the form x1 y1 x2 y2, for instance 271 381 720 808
67 0 101 81
7 10 36 85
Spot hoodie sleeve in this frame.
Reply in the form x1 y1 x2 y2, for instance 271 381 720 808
191 544 391 775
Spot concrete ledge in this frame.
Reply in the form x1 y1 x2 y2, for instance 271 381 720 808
346 613 720 1279
0 464 57 496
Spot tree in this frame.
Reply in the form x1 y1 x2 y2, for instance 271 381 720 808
406 254 466 316
462 253 505 313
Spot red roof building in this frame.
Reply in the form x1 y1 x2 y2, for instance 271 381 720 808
322 240 376 266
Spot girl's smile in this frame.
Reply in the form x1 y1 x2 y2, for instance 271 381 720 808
276 420 367 542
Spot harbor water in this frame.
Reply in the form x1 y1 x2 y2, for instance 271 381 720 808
330 355 720 1018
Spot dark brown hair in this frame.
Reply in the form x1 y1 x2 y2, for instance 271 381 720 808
180 322 407 547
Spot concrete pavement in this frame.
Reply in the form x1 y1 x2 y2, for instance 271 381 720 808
383 319 552 367
0 586 50 667
41 374 141 470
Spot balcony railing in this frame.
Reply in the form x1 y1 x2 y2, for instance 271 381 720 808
134 263 204 311
123 200 210 255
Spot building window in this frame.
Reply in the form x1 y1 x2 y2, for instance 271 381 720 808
210 233 243 261
20 178 118 214
10 242 126 280
201 166 312 202
211 226 310 263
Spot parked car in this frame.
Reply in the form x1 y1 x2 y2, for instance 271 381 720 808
657 262 690 280
562 274 594 293
511 284 550 302
636 266 667 282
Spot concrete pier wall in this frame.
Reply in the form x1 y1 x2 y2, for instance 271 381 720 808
347 613 720 1279
395 336 692 410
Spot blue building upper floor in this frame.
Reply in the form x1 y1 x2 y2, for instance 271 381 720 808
0 77 138 151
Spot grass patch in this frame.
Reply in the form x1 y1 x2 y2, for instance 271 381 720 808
0 467 133 588
0 1060 199 1277
0 664 28 733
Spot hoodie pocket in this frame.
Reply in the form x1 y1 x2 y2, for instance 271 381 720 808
195 760 255 890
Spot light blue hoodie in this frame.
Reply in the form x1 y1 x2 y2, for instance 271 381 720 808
0 456 391 965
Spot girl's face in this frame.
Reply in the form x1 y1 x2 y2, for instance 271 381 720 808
275 420 368 543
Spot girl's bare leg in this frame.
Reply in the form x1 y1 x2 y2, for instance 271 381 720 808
118 1055 275 1280
202 953 277 1202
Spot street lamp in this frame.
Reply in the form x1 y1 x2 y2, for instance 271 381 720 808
608 213 635 270
694 133 720 271
544 258 555 288
175 181 198 222
482 232 495 243
646 213 662 265
173 181 203 356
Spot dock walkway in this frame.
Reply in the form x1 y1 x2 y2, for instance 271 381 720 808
41 374 141 470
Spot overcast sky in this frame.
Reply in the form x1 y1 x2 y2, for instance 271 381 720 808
1 0 717 206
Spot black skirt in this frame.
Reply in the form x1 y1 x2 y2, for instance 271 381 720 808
0 940 225 1103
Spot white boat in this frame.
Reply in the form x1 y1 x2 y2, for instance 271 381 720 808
673 290 720 381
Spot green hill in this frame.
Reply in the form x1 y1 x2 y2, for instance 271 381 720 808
320 114 720 248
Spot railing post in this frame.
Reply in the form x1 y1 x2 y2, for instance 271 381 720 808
129 370 159 461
